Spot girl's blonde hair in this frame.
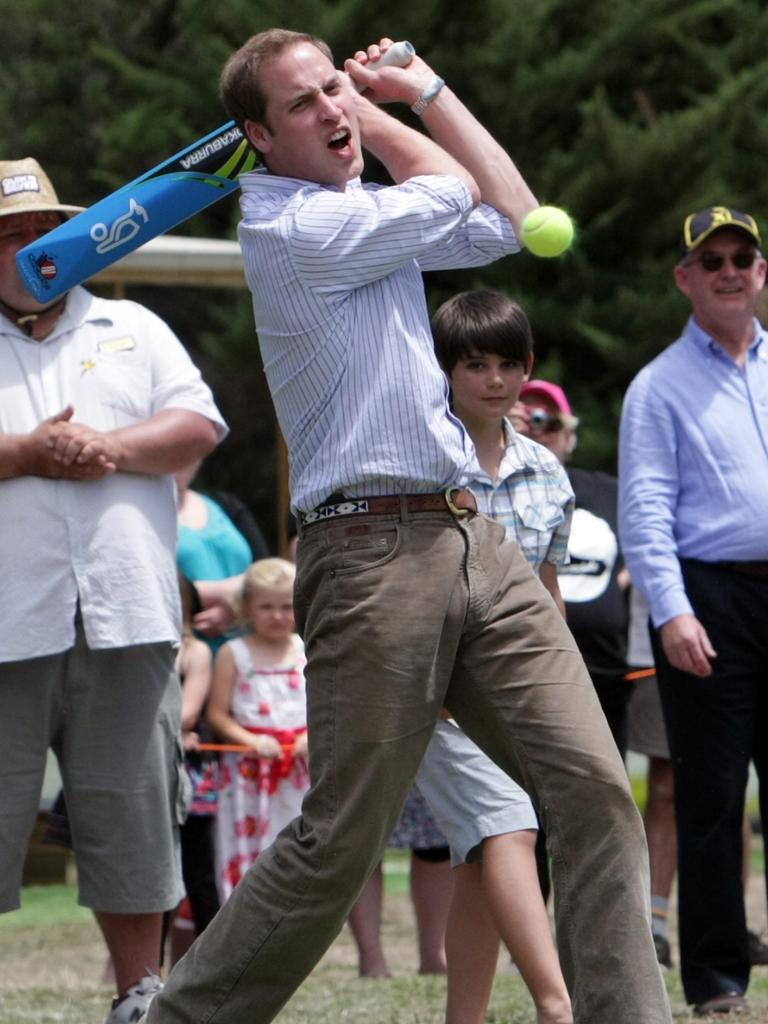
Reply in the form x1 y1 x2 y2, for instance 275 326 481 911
240 557 296 607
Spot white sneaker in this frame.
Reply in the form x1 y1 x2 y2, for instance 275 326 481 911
105 974 163 1024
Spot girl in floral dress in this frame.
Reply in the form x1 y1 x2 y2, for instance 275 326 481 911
207 558 308 900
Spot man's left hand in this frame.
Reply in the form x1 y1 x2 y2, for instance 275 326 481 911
47 420 119 472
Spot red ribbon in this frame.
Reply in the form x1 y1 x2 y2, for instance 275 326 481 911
243 726 307 794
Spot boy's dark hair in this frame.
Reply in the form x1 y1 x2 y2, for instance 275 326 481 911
431 290 533 374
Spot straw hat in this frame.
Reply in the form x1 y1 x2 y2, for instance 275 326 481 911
0 158 83 220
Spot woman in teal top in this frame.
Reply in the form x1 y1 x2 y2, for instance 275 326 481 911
175 460 270 652
169 462 271 957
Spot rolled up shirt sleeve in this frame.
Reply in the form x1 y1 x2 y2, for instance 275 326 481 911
263 175 477 292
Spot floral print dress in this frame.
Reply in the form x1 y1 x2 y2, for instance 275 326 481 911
215 633 309 899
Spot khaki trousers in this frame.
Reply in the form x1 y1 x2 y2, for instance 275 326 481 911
151 507 670 1024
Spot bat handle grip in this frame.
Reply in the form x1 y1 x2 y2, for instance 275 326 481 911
353 40 416 91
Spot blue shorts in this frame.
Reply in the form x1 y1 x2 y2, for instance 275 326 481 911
415 719 538 866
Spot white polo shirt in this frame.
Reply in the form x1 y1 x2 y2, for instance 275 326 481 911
0 287 227 662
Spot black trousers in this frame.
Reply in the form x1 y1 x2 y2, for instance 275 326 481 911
652 559 768 1005
180 814 220 934
591 669 636 760
161 813 220 965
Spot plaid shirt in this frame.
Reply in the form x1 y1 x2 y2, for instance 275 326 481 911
471 420 574 572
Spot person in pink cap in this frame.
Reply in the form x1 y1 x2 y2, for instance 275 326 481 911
515 381 579 463
514 379 634 757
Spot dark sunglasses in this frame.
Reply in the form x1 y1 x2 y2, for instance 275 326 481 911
687 251 759 273
527 407 562 431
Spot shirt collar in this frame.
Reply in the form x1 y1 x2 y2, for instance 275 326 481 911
42 287 116 344
0 286 113 344
239 166 360 196
471 419 527 486
685 314 766 361
500 418 527 471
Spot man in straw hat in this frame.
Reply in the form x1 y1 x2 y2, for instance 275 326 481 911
0 158 228 1023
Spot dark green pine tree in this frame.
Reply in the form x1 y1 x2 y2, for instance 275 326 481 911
3 0 768 520
448 0 768 468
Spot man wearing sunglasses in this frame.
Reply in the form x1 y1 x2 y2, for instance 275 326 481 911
619 207 768 1016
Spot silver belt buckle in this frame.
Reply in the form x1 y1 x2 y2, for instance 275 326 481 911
445 487 471 517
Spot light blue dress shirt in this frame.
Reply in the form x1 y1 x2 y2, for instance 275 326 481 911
619 316 768 626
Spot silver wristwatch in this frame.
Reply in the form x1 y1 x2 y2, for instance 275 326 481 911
411 76 445 116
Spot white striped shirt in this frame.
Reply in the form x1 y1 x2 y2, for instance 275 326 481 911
238 170 520 511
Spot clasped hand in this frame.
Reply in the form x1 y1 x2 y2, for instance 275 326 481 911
31 405 118 479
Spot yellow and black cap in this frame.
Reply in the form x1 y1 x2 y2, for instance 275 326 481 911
681 206 762 256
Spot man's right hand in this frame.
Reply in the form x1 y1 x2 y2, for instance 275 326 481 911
342 40 480 205
344 39 434 108
18 406 116 480
660 613 717 678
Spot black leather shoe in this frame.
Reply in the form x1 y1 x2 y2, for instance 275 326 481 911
693 992 749 1016
748 929 768 966
653 933 673 969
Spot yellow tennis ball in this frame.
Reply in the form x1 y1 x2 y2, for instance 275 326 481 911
521 206 575 257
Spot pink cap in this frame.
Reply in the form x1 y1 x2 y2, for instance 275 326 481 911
520 379 573 415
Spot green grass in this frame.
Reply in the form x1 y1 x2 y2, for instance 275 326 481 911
0 884 91 929
383 849 411 894
2 855 768 1024
3 838 766 1023
1 896 767 1024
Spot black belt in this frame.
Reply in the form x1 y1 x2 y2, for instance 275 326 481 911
299 488 477 527
717 561 768 579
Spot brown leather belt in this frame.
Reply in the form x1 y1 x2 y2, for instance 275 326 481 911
717 561 768 579
299 488 477 527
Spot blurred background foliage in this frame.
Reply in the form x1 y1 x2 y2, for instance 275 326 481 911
3 0 768 545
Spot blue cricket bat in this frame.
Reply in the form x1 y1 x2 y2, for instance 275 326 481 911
16 122 256 303
16 41 416 303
